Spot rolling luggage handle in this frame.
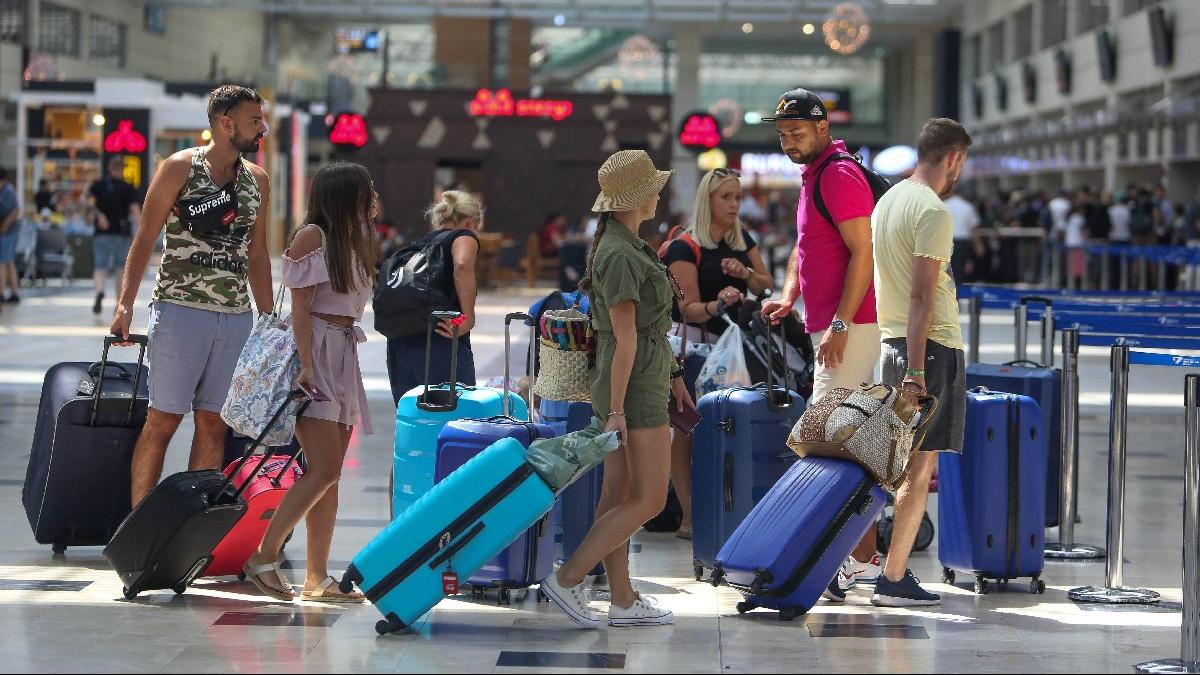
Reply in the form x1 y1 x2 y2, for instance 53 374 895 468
1015 296 1055 367
217 389 312 504
92 334 149 427
761 314 792 413
418 311 463 413
502 312 537 422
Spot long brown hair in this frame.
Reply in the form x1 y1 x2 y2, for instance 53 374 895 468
302 161 378 294
577 213 609 294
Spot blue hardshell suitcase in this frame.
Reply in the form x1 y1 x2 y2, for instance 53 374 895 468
431 312 557 601
966 361 1063 527
938 389 1047 594
392 311 523 518
691 383 804 581
541 398 602 568
712 456 886 620
342 437 557 635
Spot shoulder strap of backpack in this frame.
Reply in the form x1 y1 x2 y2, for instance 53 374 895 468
657 228 701 266
812 151 860 227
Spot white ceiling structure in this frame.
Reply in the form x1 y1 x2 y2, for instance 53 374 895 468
154 0 962 28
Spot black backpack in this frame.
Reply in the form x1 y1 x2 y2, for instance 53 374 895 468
812 151 892 226
373 229 472 339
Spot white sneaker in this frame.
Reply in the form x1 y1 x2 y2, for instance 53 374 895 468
608 593 673 627
541 574 600 628
852 554 884 585
822 558 857 602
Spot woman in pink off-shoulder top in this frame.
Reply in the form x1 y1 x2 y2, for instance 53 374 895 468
243 162 377 603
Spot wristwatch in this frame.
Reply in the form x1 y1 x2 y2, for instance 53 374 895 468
830 318 848 333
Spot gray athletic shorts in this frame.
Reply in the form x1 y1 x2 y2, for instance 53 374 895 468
146 301 252 415
881 338 966 453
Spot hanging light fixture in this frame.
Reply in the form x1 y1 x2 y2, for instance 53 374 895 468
617 35 661 82
823 3 870 56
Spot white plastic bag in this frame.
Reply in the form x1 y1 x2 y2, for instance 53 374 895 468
694 323 751 397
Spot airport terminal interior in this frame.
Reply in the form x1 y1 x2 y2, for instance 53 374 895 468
2 0 1200 673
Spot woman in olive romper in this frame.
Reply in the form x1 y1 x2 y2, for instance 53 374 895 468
541 150 694 629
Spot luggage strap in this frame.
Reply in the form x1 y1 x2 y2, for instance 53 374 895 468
364 462 539 602
735 474 876 598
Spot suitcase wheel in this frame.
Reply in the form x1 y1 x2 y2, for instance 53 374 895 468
536 588 548 603
498 589 512 606
51 543 67 556
1029 577 1046 595
122 587 137 600
237 573 246 582
339 566 363 595
974 577 990 595
694 564 704 582
778 607 803 622
735 601 757 615
172 584 187 595
375 613 406 636
375 620 394 636
941 568 956 585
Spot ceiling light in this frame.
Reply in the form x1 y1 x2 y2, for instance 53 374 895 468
554 13 566 26
803 23 815 35
92 113 105 127
742 22 753 33
201 129 212 141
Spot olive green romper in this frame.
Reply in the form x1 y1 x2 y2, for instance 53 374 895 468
587 221 682 429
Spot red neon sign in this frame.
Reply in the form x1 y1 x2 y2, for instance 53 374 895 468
104 119 147 154
329 112 368 148
678 113 721 151
469 89 574 122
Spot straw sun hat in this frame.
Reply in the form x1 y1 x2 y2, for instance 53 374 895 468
591 150 673 213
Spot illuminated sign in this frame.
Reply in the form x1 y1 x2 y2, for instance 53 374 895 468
335 28 380 54
329 112 368 148
104 119 147 154
678 112 721 151
468 89 574 121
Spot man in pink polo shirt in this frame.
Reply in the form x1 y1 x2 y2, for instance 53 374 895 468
762 88 882 601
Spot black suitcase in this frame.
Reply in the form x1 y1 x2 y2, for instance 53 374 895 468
103 390 309 599
23 335 150 554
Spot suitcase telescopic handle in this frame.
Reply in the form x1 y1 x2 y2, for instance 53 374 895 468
503 312 536 422
91 334 150 427
419 311 462 413
217 389 311 503
762 314 791 412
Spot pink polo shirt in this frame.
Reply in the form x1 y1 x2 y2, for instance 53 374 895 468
795 139 878 333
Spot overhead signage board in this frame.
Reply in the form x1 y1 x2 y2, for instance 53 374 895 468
469 89 574 121
678 112 721 152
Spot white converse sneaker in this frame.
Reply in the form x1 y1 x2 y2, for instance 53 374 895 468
853 553 884 585
541 574 600 628
608 593 673 627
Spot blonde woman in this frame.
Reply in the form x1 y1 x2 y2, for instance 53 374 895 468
384 190 483 404
542 150 693 628
663 168 772 538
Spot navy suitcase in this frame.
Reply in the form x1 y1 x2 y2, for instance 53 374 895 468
691 379 804 582
712 456 886 620
540 398 603 572
23 336 149 554
965 361 1063 527
433 312 557 602
938 389 1047 595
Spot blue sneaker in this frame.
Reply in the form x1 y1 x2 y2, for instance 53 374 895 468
870 570 941 607
821 576 846 603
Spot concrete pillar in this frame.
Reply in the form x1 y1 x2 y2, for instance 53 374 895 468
434 17 493 88
1104 90 1120 194
670 24 702 219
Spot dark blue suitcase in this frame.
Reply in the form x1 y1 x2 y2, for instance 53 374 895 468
23 336 149 554
712 456 886 620
965 361 1063 527
691 383 804 581
938 390 1047 595
435 416 556 602
540 398 603 571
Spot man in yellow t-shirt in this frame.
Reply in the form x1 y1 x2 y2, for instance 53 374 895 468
869 118 972 608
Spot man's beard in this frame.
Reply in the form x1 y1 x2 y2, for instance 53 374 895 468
786 149 820 165
232 129 262 153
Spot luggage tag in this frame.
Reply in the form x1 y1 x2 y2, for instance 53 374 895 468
442 566 459 596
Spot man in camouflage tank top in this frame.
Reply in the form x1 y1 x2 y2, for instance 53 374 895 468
111 85 275 506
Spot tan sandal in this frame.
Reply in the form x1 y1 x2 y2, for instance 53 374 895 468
243 559 296 602
302 576 365 604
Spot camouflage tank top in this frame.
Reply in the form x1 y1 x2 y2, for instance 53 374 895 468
153 148 260 312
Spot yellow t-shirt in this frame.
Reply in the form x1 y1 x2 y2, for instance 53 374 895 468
871 179 963 350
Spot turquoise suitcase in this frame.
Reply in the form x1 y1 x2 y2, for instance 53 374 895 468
391 312 525 518
343 437 556 635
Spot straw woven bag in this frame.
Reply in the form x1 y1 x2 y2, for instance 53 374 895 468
787 384 938 490
532 307 592 402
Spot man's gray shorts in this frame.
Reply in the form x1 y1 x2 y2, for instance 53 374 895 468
881 338 966 453
146 301 252 415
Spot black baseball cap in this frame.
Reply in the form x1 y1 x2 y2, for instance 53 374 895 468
762 88 828 122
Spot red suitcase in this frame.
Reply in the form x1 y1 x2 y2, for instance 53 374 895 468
205 452 304 578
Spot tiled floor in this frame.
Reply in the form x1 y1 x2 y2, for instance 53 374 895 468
0 278 1194 673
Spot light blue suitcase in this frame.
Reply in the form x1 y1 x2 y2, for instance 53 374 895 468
392 312 524 518
343 437 556 635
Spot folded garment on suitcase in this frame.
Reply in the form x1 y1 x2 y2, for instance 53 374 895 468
343 437 557 635
713 456 886 620
23 335 149 554
104 391 308 599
